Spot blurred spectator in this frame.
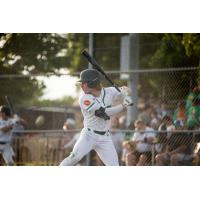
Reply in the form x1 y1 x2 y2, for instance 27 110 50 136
121 119 135 165
62 118 80 150
11 114 27 165
154 123 168 156
156 101 171 119
123 119 156 166
110 117 124 161
150 109 160 130
173 100 188 125
186 90 196 110
187 92 200 130
118 115 127 129
0 105 15 165
155 119 194 166
12 114 27 136
193 142 200 165
137 104 153 126
158 115 175 139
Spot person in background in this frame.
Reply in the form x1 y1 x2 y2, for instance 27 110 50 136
157 100 171 120
158 115 175 139
110 116 124 162
11 114 27 165
121 119 135 165
137 104 153 126
155 120 194 166
173 100 187 126
187 93 200 130
123 119 155 166
150 109 160 130
63 118 80 150
0 105 16 165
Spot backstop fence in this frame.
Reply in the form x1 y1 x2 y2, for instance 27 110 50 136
1 67 200 165
0 129 199 166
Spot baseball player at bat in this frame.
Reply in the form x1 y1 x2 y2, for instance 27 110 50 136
59 69 133 166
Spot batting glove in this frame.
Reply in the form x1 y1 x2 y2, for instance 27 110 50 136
123 96 133 107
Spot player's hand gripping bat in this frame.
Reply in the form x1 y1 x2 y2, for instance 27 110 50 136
81 49 133 106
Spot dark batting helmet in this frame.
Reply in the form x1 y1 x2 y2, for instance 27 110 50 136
78 69 101 88
0 105 11 117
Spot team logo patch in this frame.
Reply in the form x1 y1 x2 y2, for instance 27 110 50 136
84 100 91 106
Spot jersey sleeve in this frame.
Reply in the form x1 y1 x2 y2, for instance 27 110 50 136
0 121 4 129
107 87 122 101
79 94 101 112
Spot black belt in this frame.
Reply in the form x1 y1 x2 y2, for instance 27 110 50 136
87 128 106 135
0 142 7 145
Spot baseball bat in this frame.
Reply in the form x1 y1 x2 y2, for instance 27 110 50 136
5 95 15 116
81 49 121 92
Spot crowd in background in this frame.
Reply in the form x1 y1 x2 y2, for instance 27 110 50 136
60 86 200 166
119 86 200 166
1 86 200 166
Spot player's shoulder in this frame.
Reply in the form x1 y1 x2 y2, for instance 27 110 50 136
79 92 94 100
104 86 115 92
79 92 95 105
104 87 119 95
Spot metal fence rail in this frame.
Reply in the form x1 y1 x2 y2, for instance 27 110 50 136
1 129 199 166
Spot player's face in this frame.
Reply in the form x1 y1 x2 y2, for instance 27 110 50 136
81 82 92 93
0 112 6 120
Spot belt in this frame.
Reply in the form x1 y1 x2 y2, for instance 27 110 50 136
0 142 7 145
87 128 106 135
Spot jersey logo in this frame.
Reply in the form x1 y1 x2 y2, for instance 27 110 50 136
84 100 91 106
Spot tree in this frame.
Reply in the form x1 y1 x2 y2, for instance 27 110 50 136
1 33 199 109
139 33 200 103
0 34 73 107
32 96 76 107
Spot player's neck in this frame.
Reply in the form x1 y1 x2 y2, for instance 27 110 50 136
91 89 101 97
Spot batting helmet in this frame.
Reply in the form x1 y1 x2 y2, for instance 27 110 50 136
78 69 101 88
0 105 11 117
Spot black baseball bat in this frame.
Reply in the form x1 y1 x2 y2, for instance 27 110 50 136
5 95 15 116
81 49 121 92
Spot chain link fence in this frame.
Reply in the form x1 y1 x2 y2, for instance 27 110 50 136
1 129 200 166
1 67 200 166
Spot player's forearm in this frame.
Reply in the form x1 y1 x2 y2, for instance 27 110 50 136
105 104 124 116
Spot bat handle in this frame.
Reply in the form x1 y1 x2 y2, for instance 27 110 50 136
114 85 121 92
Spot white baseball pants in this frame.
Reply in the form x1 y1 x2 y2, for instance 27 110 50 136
59 128 119 166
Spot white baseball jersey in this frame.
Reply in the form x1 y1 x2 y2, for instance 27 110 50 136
0 118 14 142
79 87 121 131
0 118 15 165
60 87 123 166
131 127 155 152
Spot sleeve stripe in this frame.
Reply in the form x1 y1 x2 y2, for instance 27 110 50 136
86 102 96 111
102 88 106 106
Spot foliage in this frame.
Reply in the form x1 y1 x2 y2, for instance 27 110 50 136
32 95 76 107
0 34 70 106
182 33 200 58
0 33 199 108
139 33 200 102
